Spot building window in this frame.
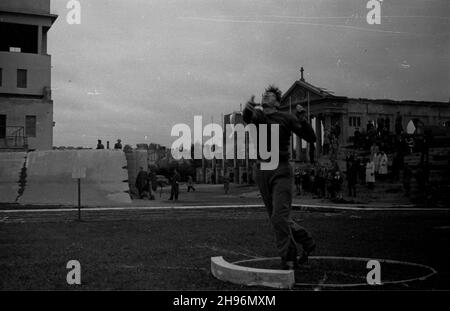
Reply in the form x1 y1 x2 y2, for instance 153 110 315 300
26 115 36 137
0 115 6 139
17 69 27 88
0 22 38 53
349 116 361 127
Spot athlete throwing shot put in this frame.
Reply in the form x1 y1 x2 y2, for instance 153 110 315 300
242 85 317 270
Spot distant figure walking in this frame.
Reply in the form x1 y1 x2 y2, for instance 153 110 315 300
347 162 357 197
332 171 343 199
114 139 123 150
366 159 376 190
169 169 180 201
378 151 388 180
223 174 230 194
187 175 196 192
135 167 148 199
96 139 105 149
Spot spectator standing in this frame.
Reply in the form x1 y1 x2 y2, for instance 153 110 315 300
187 175 196 192
223 174 230 194
333 171 343 199
370 142 379 159
310 169 317 195
147 167 157 200
333 122 341 140
374 151 381 177
96 139 105 149
347 162 357 197
169 169 180 201
345 152 355 173
317 167 326 198
301 169 310 193
379 151 388 180
114 139 123 150
326 171 335 199
366 159 376 190
135 167 148 199
358 158 367 185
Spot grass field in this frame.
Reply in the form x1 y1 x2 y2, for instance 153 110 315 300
1 205 449 290
0 207 277 290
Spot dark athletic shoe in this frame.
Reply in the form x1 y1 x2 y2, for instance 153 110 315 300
281 246 299 270
281 260 296 270
298 243 316 265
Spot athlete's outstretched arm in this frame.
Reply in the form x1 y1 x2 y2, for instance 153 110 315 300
242 95 265 124
291 118 316 143
290 105 316 143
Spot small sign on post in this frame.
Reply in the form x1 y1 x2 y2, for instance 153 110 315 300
72 167 86 220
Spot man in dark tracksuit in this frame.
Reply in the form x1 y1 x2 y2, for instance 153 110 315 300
243 85 317 270
169 169 180 201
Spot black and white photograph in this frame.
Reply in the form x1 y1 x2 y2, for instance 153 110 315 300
0 0 449 304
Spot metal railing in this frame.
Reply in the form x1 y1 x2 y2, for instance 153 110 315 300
0 126 28 149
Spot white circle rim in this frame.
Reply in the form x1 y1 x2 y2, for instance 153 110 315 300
232 256 438 288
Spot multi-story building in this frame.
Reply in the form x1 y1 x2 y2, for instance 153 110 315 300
0 0 57 151
280 68 450 160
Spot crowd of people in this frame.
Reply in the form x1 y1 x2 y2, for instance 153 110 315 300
134 167 184 201
127 111 434 204
293 151 408 202
322 122 341 161
294 164 345 201
298 111 432 202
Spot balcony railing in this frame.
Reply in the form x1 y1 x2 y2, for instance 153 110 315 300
0 126 28 149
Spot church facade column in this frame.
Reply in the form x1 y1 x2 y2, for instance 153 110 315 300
315 115 323 156
323 114 332 134
341 113 348 145
295 135 301 161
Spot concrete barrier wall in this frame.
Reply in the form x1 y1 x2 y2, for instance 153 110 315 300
19 150 131 206
0 152 27 203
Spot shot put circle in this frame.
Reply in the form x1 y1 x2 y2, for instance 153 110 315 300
231 256 437 288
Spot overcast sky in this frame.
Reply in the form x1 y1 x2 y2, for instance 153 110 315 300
47 0 449 148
